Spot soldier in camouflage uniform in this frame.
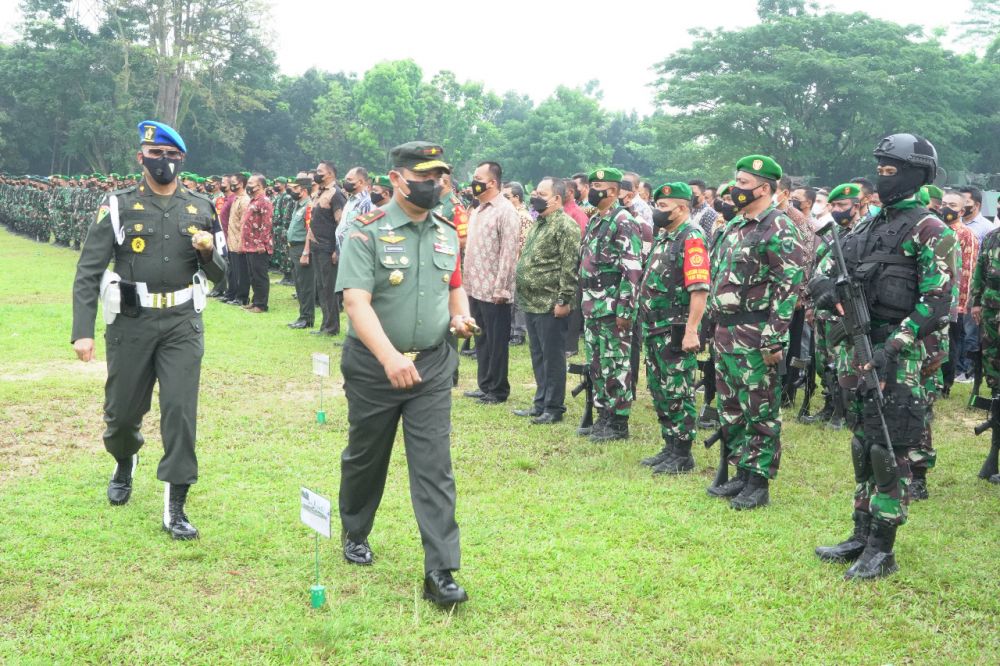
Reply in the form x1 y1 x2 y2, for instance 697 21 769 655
637 182 710 474
707 155 806 510
970 225 1000 484
578 167 643 442
270 177 293 281
811 134 956 580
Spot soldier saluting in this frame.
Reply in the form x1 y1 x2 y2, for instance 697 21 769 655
71 121 227 540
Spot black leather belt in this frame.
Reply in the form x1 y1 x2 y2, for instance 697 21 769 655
401 342 444 361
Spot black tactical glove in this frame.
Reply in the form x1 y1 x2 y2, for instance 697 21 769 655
870 340 901 384
807 274 839 313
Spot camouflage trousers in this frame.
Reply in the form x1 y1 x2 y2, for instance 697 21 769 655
715 348 781 479
584 317 634 416
847 346 925 526
913 328 948 473
644 333 697 442
982 310 1000 391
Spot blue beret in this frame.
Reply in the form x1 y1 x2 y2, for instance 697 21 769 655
137 120 186 153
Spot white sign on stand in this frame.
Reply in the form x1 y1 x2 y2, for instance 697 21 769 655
311 352 330 377
300 487 331 538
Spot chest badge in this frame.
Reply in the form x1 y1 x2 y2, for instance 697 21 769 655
389 269 404 286
132 202 145 211
187 225 198 234
186 204 198 215
131 237 146 253
133 223 143 232
379 233 406 244
399 256 409 266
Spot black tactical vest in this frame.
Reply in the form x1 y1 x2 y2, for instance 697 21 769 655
842 207 929 324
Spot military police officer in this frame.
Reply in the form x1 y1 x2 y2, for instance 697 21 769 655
335 141 477 607
71 120 227 540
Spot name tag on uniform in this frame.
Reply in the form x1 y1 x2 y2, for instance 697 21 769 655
434 243 455 255
383 245 404 253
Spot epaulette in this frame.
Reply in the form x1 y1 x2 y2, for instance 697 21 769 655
359 209 386 226
109 185 137 197
186 189 216 207
433 211 455 228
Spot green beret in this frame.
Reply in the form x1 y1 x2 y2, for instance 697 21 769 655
275 176 288 184
828 183 861 203
373 175 393 189
195 176 206 184
735 154 782 181
587 167 623 183
719 180 735 197
652 182 693 201
922 184 943 201
240 171 251 179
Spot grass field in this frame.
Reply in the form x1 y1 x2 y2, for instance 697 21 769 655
1 227 998 665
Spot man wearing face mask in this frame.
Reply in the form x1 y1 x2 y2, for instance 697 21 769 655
810 134 957 579
511 178 580 424
71 120 227 540
618 178 653 251
463 161 520 404
209 175 235 299
688 179 719 238
776 175 814 408
578 168 643 441
637 183 709 475
335 141 477 607
959 186 994 242
970 222 1000 485
707 155 806 510
309 160 347 337
335 167 373 252
223 173 251 305
572 173 596 217
939 190 977 394
370 175 393 209
436 173 469 251
286 174 315 329
241 174 274 313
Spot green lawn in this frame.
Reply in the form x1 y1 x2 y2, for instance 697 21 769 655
1 227 998 665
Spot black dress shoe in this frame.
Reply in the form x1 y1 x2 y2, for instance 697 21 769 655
162 483 199 540
531 412 563 425
509 335 525 346
423 570 468 606
463 389 485 399
107 454 137 506
287 320 314 329
343 537 373 565
478 394 506 405
460 349 477 357
310 330 337 336
513 407 542 417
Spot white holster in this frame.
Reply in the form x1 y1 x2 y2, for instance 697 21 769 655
192 270 208 313
100 269 122 325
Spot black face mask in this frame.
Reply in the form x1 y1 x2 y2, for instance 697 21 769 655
404 179 442 210
587 188 607 208
313 173 324 185
875 164 925 206
370 191 386 206
719 202 737 222
230 184 239 193
831 208 854 227
940 207 961 224
344 181 357 194
470 180 488 196
790 199 803 212
963 205 974 217
247 186 257 196
292 190 305 201
652 209 672 231
142 155 181 185
529 196 549 214
729 185 759 210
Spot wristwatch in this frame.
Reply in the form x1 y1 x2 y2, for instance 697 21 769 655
556 299 567 306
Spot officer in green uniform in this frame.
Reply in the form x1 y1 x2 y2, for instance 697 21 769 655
335 141 477 607
71 120 227 540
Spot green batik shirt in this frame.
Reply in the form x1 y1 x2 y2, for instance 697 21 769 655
708 204 806 353
336 199 460 352
514 208 581 314
639 219 710 336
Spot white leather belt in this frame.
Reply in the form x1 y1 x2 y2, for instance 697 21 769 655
136 283 193 309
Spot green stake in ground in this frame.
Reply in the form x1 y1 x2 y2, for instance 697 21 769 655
312 352 330 424
300 487 331 609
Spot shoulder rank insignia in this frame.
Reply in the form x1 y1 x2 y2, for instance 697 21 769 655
358 209 386 226
433 211 455 228
132 202 145 211
186 204 198 215
379 233 406 244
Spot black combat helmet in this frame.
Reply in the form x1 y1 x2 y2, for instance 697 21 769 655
873 133 938 183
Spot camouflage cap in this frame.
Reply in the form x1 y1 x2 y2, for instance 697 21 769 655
735 154 782 181
587 167 623 183
652 182 693 201
828 183 861 203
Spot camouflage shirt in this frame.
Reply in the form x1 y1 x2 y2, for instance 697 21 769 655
579 206 643 320
638 219 710 336
709 204 806 352
970 226 1000 314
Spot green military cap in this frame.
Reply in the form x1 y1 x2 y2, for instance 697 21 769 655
923 184 943 200
719 180 735 196
828 183 862 203
195 176 206 183
274 176 288 184
208 174 222 182
373 175 393 189
240 171 252 179
735 154 782 181
652 182 693 201
390 141 451 173
109 173 120 179
587 167 623 183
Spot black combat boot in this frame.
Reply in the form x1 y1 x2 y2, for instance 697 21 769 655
653 439 695 475
800 393 833 425
698 405 720 429
591 414 629 442
107 454 137 506
583 410 608 438
162 483 199 540
910 469 929 501
641 436 674 467
730 473 770 510
815 511 872 562
707 467 748 498
844 519 898 580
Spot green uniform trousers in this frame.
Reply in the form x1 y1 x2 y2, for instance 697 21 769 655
339 336 461 573
103 304 204 485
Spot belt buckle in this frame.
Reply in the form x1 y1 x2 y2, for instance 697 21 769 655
402 351 418 361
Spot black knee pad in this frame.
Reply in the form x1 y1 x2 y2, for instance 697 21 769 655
851 437 870 483
870 443 899 493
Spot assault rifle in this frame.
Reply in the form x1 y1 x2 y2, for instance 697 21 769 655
814 220 895 457
567 363 593 431
704 427 729 487
971 393 1000 481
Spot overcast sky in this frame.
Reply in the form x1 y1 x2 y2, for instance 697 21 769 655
0 0 974 115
